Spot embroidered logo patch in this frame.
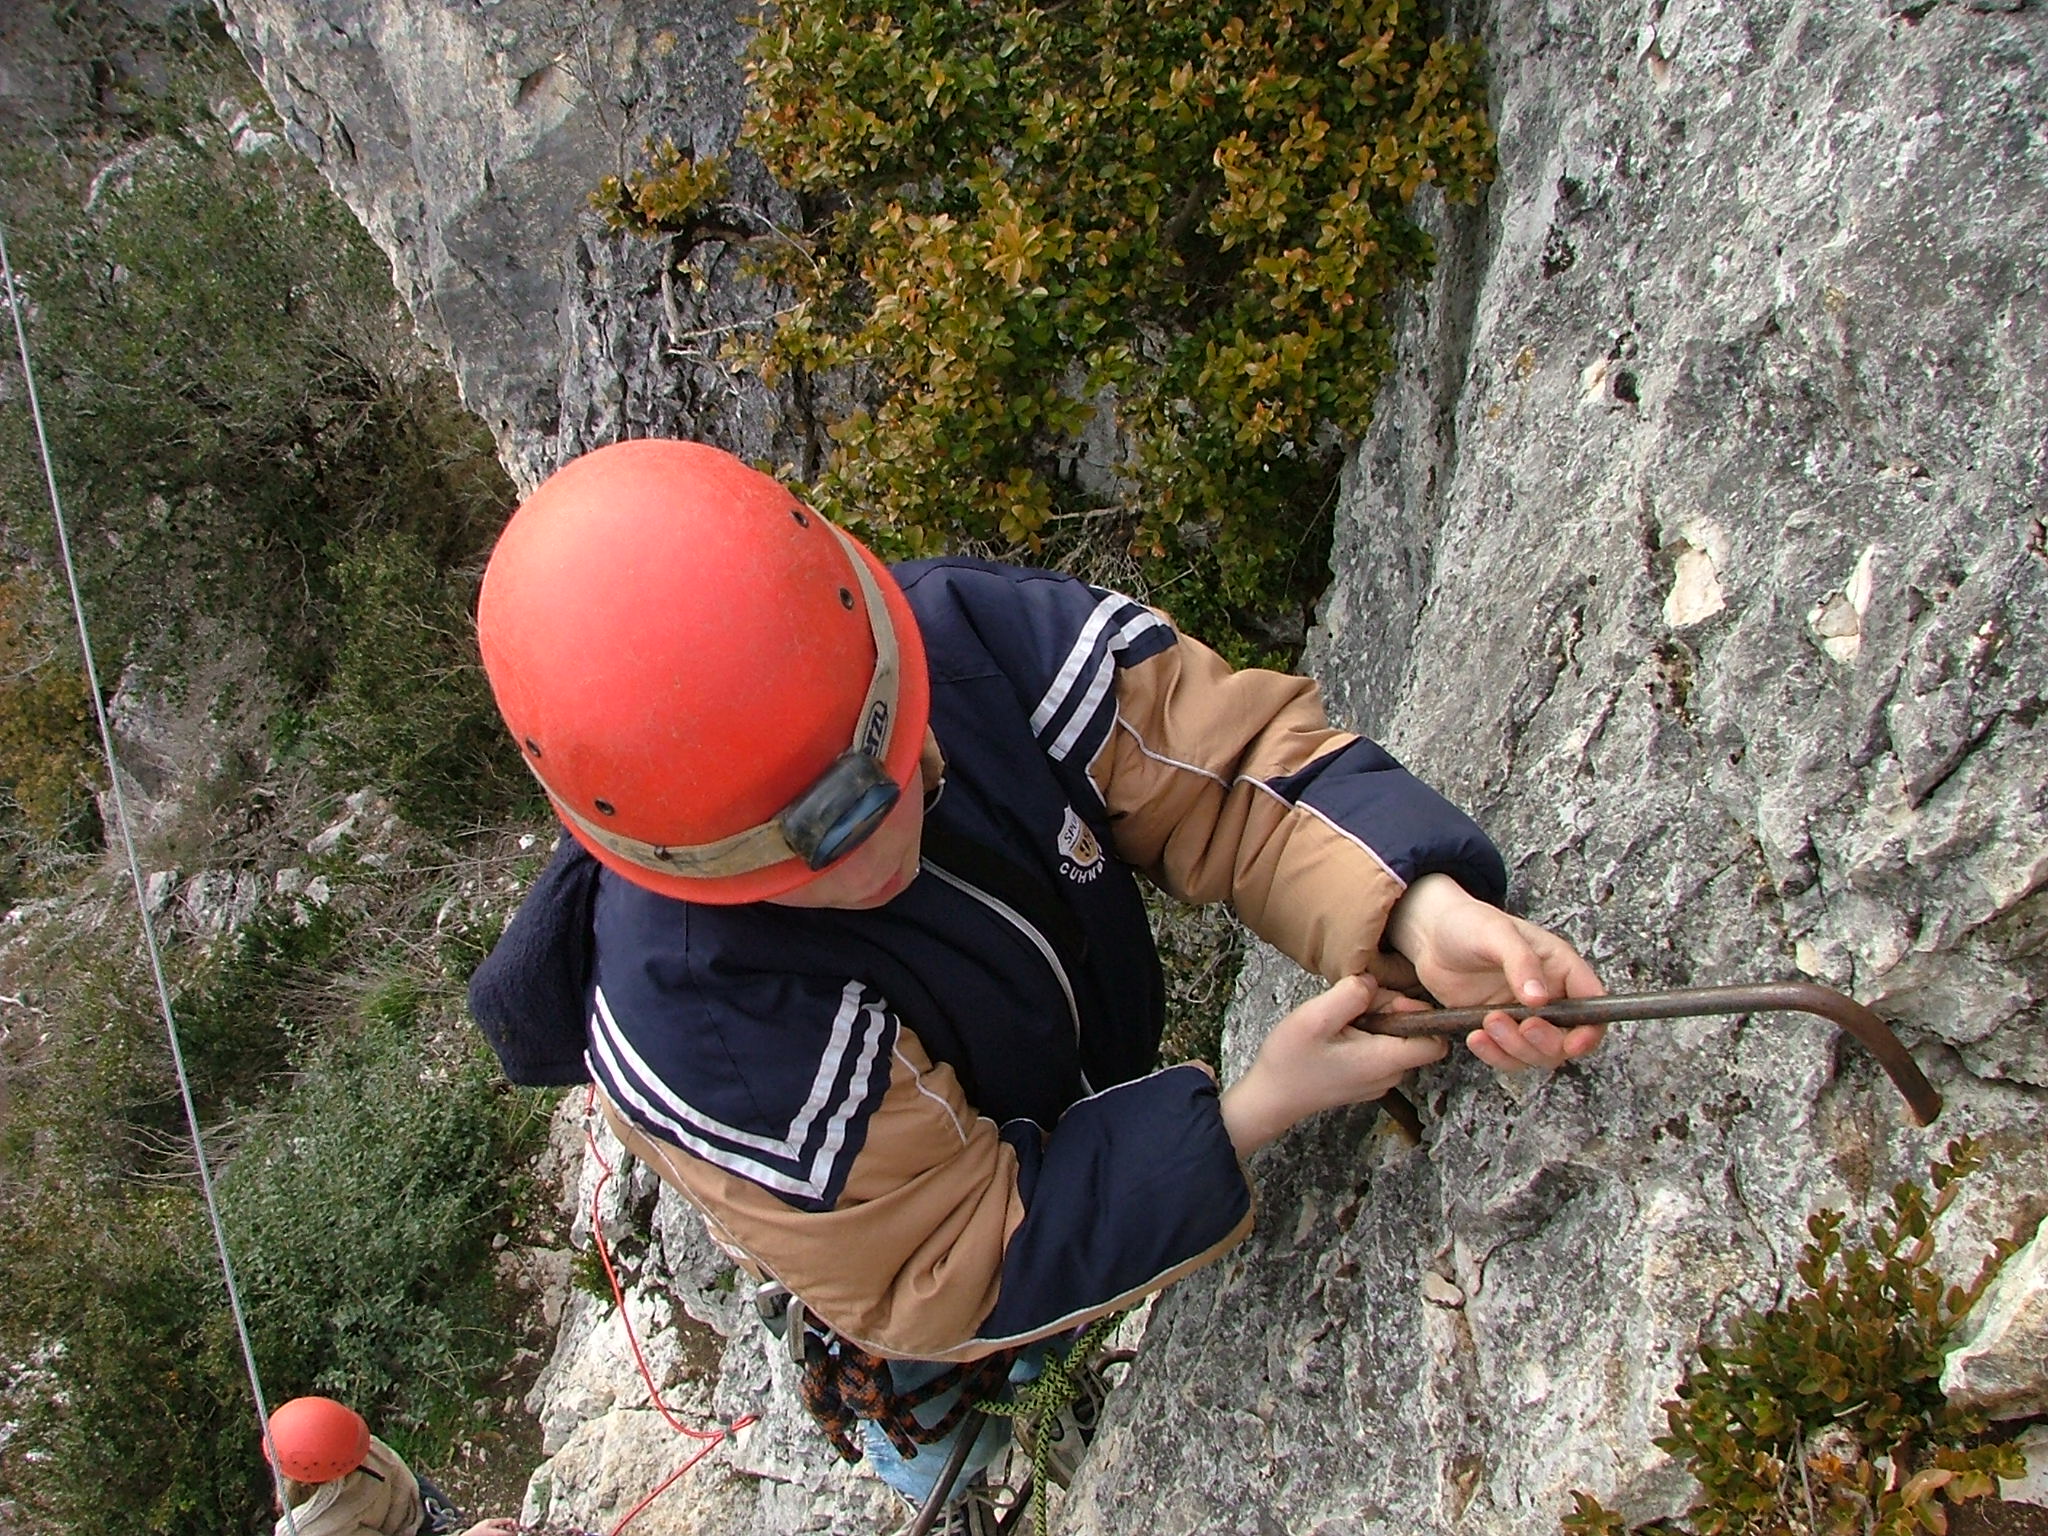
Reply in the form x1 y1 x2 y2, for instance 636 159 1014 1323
1057 807 1104 882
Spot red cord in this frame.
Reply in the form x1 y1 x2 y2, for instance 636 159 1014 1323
603 1434 730 1536
582 1085 758 1535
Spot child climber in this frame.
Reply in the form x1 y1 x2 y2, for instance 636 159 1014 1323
266 1396 518 1536
468 439 1606 1534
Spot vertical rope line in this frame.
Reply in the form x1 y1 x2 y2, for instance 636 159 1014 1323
0 218 302 1535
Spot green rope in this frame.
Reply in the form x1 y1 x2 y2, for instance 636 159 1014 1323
973 1312 1123 1536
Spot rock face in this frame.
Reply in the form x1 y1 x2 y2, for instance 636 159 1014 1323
217 0 2048 1532
1068 4 2048 1532
1944 1221 2048 1419
215 0 815 493
518 1097 898 1535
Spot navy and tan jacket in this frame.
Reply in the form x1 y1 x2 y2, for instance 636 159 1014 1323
470 558 1506 1362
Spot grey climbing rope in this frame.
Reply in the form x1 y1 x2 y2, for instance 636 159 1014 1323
0 217 303 1534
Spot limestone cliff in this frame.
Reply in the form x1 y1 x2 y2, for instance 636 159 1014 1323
215 0 809 493
1071 6 2048 1530
214 0 2048 1532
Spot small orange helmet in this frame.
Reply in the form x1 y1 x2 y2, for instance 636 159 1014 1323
477 439 931 904
265 1396 370 1483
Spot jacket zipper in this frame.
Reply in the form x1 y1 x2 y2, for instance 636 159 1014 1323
923 860 1093 1094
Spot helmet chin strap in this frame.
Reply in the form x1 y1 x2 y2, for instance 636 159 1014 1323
545 523 903 880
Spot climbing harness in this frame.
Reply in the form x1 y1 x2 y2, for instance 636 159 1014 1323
752 1274 1031 1472
1355 980 1942 1129
751 1275 1126 1535
786 1310 1025 1465
0 217 308 1535
891 1314 1128 1536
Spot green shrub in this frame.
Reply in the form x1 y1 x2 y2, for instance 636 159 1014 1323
0 810 552 1534
0 7 521 845
219 1014 544 1444
0 577 98 849
1564 1139 2026 1536
172 903 349 1112
0 1178 267 1536
310 528 537 836
597 0 1494 661
8 916 196 1180
3 119 391 686
0 1012 548 1536
12 897 349 1178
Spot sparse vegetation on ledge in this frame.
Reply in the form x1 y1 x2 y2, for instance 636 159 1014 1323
1565 1140 2029 1536
596 0 1495 662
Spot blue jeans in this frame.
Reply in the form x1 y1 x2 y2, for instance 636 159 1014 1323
859 1346 1047 1505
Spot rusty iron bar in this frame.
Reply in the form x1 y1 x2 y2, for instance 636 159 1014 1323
1354 981 1942 1126
904 1407 988 1536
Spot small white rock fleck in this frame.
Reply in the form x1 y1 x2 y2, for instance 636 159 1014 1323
1422 1272 1466 1308
1665 541 1727 627
308 815 356 856
1808 546 1878 664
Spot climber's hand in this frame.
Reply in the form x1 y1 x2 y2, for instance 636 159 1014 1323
1219 974 1446 1157
1384 873 1606 1073
459 1521 521 1536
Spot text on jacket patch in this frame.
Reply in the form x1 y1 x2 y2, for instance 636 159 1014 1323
1058 806 1105 883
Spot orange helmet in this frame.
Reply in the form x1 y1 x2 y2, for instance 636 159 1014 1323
477 439 930 904
265 1396 370 1483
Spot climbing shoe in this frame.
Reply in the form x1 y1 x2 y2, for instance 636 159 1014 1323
893 1473 1004 1536
415 1474 463 1534
1012 1351 1112 1490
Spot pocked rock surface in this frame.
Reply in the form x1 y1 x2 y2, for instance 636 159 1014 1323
1070 3 2048 1531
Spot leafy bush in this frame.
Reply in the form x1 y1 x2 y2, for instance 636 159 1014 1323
310 528 539 836
1564 1139 2026 1536
171 903 348 1113
0 945 549 1536
1 1177 266 1535
0 896 347 1532
5 912 190 1180
0 576 97 851
219 1010 546 1441
597 0 1494 660
4 117 388 686
5 895 347 1185
0 6 524 848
